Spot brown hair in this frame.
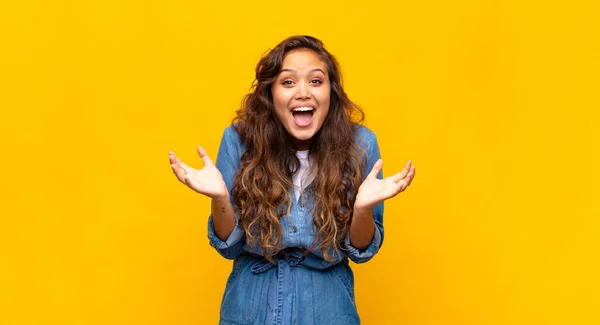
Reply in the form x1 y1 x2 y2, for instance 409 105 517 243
232 35 365 262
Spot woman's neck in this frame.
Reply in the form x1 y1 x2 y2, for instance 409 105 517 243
293 138 312 151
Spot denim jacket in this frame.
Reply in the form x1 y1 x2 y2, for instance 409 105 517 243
206 124 385 325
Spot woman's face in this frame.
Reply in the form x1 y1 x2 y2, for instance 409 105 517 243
271 48 331 151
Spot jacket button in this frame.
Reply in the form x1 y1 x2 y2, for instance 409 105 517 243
300 201 305 208
291 226 297 233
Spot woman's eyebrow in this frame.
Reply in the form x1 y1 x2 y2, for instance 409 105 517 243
280 68 326 74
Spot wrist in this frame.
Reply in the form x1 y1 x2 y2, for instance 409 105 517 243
353 204 372 217
211 191 230 202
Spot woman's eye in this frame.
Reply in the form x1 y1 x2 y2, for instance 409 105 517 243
282 80 293 85
310 79 322 84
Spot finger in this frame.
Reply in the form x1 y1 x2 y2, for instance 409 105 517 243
197 146 215 167
405 166 416 187
183 172 194 186
389 171 404 183
367 159 383 179
170 152 196 185
171 163 186 183
397 160 412 179
387 179 405 198
396 166 416 192
390 169 408 183
171 155 193 181
169 152 180 172
389 160 413 183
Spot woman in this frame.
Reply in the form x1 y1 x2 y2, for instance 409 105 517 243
169 35 415 325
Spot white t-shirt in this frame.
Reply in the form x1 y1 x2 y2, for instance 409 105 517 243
292 150 314 201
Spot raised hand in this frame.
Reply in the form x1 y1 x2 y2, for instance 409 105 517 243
354 159 416 211
169 146 229 199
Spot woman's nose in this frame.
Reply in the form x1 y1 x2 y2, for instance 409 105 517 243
295 81 311 99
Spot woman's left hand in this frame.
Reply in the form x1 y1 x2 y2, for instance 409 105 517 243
354 160 416 212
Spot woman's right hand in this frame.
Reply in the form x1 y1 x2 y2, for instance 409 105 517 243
169 146 229 199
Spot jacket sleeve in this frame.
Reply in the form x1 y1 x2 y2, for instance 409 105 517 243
344 129 384 263
207 126 246 260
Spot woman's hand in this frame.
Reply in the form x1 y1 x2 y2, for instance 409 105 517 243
169 146 229 199
354 160 416 212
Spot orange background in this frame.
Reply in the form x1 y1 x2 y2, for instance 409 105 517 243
1 0 599 324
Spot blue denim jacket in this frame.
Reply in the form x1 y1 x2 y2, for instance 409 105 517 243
207 124 384 325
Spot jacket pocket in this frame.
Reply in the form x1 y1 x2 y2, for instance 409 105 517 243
220 256 262 324
312 263 360 325
331 261 356 302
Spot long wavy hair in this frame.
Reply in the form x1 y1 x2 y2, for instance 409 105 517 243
232 35 366 262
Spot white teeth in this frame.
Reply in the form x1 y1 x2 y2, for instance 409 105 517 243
293 106 314 112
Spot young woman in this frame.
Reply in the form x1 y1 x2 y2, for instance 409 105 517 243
169 35 415 325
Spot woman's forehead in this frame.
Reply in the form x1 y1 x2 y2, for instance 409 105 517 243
281 49 327 72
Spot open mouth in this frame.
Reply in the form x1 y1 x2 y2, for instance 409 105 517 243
292 106 314 127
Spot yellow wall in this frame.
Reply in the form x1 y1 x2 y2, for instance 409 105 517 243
1 0 598 324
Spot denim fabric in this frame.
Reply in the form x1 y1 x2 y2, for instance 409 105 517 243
208 124 384 324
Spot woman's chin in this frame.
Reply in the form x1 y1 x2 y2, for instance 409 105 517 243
290 129 317 141
288 131 317 149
